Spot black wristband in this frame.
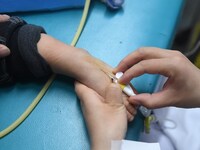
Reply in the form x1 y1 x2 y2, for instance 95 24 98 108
0 16 52 82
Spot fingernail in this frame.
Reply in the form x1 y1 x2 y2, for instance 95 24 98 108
118 78 125 84
112 68 118 74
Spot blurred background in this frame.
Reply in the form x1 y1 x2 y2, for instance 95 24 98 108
172 0 200 68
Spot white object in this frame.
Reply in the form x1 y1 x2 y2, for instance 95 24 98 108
115 72 151 117
140 107 200 150
111 140 161 150
115 72 136 96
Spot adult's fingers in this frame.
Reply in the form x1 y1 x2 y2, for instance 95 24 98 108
118 58 173 84
114 47 175 73
128 90 172 109
0 44 10 58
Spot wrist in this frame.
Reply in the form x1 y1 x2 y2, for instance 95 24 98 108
90 126 125 150
91 136 124 150
37 34 112 97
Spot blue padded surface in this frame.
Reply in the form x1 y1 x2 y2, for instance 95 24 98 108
0 0 85 13
0 0 184 149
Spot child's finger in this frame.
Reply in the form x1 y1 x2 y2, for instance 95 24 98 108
127 111 135 122
124 99 137 116
75 81 103 106
0 14 10 21
0 44 10 58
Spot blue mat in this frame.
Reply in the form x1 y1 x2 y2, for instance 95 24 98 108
0 0 184 149
0 0 85 13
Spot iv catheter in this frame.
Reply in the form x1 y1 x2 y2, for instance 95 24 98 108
105 71 152 118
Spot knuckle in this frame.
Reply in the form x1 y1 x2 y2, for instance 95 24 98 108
171 50 183 57
120 59 128 67
137 61 147 73
173 52 185 62
137 47 147 55
167 50 185 64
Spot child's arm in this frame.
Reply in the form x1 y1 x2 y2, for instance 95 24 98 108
0 15 136 120
37 34 136 121
38 33 110 97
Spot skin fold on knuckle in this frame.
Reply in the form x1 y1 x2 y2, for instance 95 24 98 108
118 59 131 71
137 47 147 54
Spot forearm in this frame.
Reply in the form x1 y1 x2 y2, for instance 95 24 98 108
37 34 111 97
37 34 137 120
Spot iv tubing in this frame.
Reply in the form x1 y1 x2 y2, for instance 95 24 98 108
0 0 91 138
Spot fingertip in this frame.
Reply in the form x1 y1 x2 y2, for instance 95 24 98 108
124 99 137 116
74 81 88 95
127 111 134 122
0 45 10 57
0 14 10 21
118 71 134 85
118 76 128 85
74 80 79 86
112 67 118 74
74 81 81 93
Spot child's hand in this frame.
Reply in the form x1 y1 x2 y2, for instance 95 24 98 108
75 82 127 150
0 44 10 58
38 34 137 121
0 15 10 58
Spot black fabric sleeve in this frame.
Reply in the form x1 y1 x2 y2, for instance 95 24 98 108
1 17 52 81
18 24 52 78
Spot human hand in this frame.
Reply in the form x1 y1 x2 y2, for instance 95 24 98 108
0 14 136 119
37 34 136 121
0 44 10 58
114 47 200 108
75 82 127 150
0 14 10 58
0 14 10 22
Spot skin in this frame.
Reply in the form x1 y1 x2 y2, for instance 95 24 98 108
75 82 127 150
0 44 10 58
0 15 10 58
37 33 136 121
0 14 136 121
114 47 200 109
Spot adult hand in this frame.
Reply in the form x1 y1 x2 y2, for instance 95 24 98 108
114 47 200 108
75 82 127 150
